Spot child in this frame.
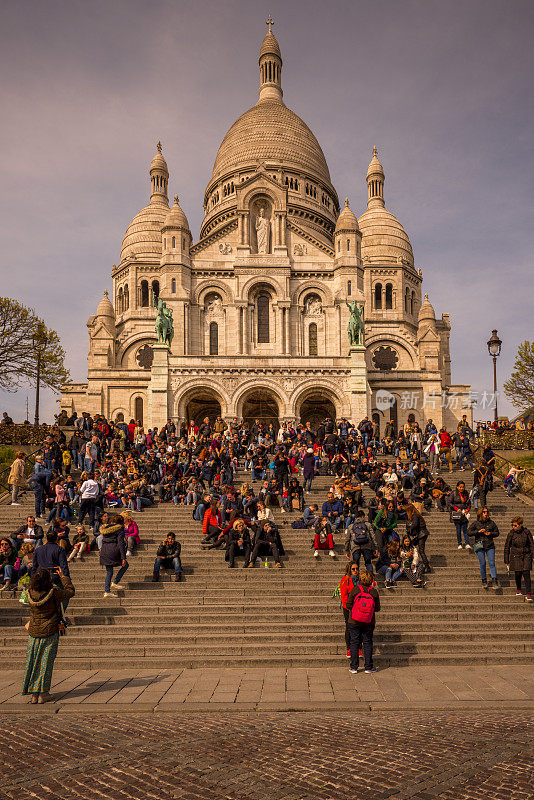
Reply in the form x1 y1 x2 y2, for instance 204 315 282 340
68 524 89 561
62 447 72 476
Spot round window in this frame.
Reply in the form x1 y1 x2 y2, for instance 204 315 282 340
136 345 154 369
372 346 398 371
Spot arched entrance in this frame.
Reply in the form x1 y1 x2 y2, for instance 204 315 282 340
299 393 337 429
241 389 279 430
185 390 222 426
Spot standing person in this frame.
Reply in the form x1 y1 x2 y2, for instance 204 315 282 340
78 473 99 529
448 481 472 550
21 566 74 703
504 516 534 602
100 514 129 597
340 562 359 658
468 507 500 589
345 511 377 572
302 448 316 493
346 568 380 674
8 452 26 506
438 427 454 472
404 503 431 573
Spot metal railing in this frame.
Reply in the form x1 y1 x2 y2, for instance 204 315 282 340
0 446 44 505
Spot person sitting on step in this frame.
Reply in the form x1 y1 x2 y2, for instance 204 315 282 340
67 524 89 562
225 519 252 568
152 532 182 582
248 520 284 568
398 533 426 587
313 515 336 558
121 510 140 557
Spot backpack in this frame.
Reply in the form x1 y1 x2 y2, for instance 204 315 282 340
350 585 375 623
351 521 369 546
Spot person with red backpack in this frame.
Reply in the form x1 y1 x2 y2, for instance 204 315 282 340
438 427 454 472
340 562 360 658
346 568 380 674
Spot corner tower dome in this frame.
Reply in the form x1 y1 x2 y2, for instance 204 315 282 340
120 142 170 262
358 146 414 266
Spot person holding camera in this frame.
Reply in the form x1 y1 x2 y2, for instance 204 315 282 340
22 565 74 704
468 507 500 589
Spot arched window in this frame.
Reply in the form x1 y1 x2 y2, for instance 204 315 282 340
410 291 415 315
134 397 143 425
347 280 352 296
347 238 350 251
118 287 123 313
309 323 318 356
385 283 393 309
257 293 270 343
374 283 383 310
405 287 409 312
337 240 341 252
124 284 129 310
140 280 149 307
152 280 159 305
171 278 176 293
209 321 218 355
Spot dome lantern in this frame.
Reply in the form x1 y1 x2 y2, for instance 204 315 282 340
150 141 169 204
258 16 283 103
366 145 385 210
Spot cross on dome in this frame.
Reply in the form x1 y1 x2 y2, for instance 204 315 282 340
174 194 179 204
266 15 274 32
157 141 162 153
373 145 378 157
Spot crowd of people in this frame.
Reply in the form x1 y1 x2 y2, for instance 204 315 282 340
2 409 533 693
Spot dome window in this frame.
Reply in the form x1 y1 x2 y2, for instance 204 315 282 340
152 280 160 304
172 236 176 248
385 283 393 310
209 322 219 355
124 284 129 310
171 278 176 293
374 283 383 310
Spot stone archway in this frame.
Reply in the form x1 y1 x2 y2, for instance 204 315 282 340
185 389 222 426
298 392 337 429
241 388 280 430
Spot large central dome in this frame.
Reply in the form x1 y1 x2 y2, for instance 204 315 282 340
211 99 332 186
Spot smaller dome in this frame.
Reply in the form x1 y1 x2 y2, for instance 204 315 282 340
418 293 436 323
120 200 168 261
163 195 190 231
97 290 115 319
150 141 168 175
367 145 384 179
335 198 359 233
259 31 281 60
358 206 414 265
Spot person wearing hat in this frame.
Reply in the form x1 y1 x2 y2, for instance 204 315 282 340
302 447 316 493
410 478 432 515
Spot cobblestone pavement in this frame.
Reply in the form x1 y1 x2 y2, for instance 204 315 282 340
1 665 534 711
0 710 532 800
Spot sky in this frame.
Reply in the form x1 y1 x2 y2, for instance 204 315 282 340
0 0 533 423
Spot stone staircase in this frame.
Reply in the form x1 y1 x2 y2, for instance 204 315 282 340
0 471 532 668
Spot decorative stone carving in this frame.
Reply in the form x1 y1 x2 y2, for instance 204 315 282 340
305 297 322 316
219 242 233 255
372 346 398 371
293 243 307 255
206 296 224 316
255 207 270 253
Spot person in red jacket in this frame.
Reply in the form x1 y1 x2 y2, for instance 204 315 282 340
340 562 360 658
438 427 454 472
201 500 222 546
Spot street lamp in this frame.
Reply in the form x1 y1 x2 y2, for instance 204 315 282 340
487 329 502 423
31 323 48 427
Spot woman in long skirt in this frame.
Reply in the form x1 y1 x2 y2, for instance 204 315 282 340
22 567 74 703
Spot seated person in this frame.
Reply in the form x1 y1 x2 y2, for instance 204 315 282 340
372 501 398 542
367 491 384 525
52 519 72 556
225 519 252 568
285 478 304 513
398 533 426 587
321 492 344 531
376 541 402 588
344 511 377 573
12 516 44 550
0 538 17 590
313 516 336 558
431 477 451 512
410 478 432 513
14 542 35 582
201 500 223 547
303 503 320 528
68 524 89 562
256 500 275 524
152 532 182 582
248 520 284 568
121 510 140 557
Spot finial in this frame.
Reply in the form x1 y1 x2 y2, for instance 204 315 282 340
344 198 349 207
266 14 274 33
157 141 162 153
104 289 109 298
424 293 429 301
373 145 378 157
174 194 179 204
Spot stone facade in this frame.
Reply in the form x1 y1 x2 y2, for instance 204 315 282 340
61 21 472 433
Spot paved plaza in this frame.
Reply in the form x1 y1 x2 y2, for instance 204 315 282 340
0 704 532 800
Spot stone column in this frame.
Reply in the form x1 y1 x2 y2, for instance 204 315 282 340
147 343 170 431
349 345 371 423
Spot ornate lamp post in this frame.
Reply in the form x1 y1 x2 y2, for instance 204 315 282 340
31 323 48 427
487 329 502 423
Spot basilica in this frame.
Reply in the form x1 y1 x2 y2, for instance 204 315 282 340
61 21 471 432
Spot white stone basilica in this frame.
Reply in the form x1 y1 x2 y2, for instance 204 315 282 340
61 21 471 432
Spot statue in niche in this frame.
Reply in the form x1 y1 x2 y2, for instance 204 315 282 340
206 296 223 316
255 207 270 254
